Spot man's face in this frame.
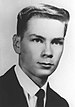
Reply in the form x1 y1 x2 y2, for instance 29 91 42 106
19 17 65 80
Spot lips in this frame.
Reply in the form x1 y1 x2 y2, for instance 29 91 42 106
37 62 54 69
38 62 54 65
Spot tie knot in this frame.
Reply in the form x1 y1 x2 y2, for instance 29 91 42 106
36 89 45 99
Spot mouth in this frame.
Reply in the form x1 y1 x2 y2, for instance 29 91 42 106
37 62 54 69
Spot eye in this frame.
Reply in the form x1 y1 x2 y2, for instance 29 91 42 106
30 38 43 43
51 39 64 45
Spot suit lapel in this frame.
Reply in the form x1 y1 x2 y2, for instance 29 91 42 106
45 83 68 107
45 83 52 107
4 65 29 107
45 82 58 107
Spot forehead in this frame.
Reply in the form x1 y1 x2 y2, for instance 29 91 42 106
25 17 65 39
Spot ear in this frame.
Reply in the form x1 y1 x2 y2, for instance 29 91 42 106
12 34 21 54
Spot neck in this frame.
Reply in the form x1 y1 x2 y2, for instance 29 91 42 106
19 62 48 88
32 75 48 88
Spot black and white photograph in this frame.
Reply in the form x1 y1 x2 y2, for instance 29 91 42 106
0 0 75 107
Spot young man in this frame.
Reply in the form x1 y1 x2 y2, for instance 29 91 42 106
0 3 70 107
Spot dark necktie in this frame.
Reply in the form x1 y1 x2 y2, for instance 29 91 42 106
36 89 45 107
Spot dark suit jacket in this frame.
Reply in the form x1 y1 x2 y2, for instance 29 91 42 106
0 65 69 107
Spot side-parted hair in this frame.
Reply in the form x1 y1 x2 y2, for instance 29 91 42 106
17 3 70 39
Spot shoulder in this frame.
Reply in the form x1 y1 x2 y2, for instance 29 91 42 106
47 83 69 107
0 65 17 104
0 65 16 87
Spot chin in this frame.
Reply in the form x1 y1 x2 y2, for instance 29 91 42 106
37 69 54 78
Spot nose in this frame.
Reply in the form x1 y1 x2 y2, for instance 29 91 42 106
41 42 53 58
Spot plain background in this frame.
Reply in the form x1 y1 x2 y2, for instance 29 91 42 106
0 0 75 107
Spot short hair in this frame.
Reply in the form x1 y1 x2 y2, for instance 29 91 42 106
17 3 70 39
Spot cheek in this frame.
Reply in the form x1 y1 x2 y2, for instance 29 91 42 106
29 44 42 60
53 46 63 60
20 43 33 64
21 43 40 64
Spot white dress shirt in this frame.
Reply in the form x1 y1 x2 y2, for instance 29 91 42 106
15 64 48 107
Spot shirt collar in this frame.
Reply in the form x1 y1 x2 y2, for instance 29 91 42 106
15 64 48 97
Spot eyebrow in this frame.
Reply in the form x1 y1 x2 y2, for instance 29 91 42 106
53 38 64 40
29 34 64 40
29 34 45 40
